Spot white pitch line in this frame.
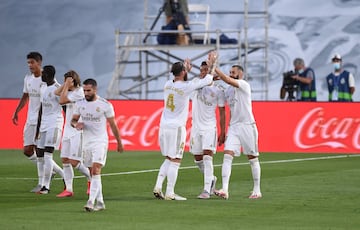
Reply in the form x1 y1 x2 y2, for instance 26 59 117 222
1 154 359 181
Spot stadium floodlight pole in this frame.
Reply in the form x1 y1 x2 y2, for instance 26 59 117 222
143 1 168 44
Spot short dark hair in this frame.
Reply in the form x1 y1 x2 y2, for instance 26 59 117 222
232 65 244 72
293 58 304 66
41 65 56 82
171 62 185 76
201 61 208 66
83 78 97 88
27 52 42 62
64 70 81 87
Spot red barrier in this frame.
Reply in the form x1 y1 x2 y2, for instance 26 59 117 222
1 99 359 153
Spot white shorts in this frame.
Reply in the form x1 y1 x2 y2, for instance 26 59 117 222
36 128 62 150
224 123 259 157
159 126 186 159
61 133 83 161
83 142 108 168
189 126 217 155
23 123 37 146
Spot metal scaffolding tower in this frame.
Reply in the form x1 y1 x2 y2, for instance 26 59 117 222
107 0 269 100
243 0 269 100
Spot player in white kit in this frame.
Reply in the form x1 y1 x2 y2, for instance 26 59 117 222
71 78 123 212
153 59 213 201
12 52 63 192
36 65 65 194
55 70 91 198
209 52 262 200
190 61 226 199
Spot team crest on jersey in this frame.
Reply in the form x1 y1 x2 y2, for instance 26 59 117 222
96 107 101 112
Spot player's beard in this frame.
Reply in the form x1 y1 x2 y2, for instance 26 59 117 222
184 72 188 81
85 94 95 101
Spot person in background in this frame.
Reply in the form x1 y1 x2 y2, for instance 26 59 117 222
55 70 91 198
326 53 355 102
72 78 124 212
36 65 64 194
208 51 262 200
291 58 317 101
12 52 63 192
153 58 213 201
164 0 189 24
189 61 226 199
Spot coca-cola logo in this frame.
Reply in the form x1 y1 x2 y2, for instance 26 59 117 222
108 108 163 147
294 107 360 150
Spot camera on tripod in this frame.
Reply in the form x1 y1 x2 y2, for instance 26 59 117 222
280 70 299 101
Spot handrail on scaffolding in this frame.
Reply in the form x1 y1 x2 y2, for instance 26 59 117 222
107 29 242 99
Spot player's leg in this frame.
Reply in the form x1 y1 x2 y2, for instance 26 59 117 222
190 129 204 173
33 147 45 192
84 144 107 212
40 128 63 194
87 163 105 211
23 124 37 162
200 128 217 198
241 124 261 199
153 157 170 199
41 145 54 194
153 127 169 199
24 124 42 192
57 138 73 197
164 126 186 201
71 133 91 194
214 125 240 199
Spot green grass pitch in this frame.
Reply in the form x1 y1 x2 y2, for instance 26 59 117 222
0 150 359 230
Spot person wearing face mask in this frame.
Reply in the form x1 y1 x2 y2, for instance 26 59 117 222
291 58 317 101
326 54 355 102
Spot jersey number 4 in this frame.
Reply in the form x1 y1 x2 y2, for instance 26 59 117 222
166 94 175 112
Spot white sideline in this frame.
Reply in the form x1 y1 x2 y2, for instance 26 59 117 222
1 154 359 180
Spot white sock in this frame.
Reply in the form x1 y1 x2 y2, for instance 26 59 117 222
194 159 204 174
96 182 104 204
28 153 37 165
63 163 74 192
89 175 101 203
75 162 91 181
249 158 261 193
222 154 233 192
43 152 54 189
165 162 180 196
37 157 45 186
203 155 214 193
52 160 64 179
155 159 170 189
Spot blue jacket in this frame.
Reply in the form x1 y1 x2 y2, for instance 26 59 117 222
298 67 317 101
326 70 352 102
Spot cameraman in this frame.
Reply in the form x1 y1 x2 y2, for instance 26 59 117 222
291 58 317 101
164 0 189 24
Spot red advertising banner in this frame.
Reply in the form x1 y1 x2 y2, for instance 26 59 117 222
1 99 359 153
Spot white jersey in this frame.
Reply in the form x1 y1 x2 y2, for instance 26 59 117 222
160 74 213 128
39 82 64 132
62 87 85 139
225 79 255 125
22 73 45 125
74 96 115 145
191 81 225 129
